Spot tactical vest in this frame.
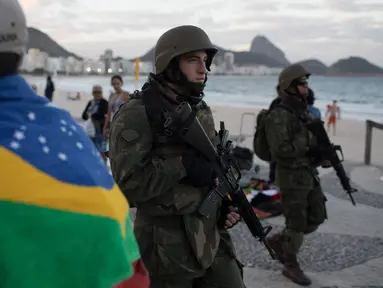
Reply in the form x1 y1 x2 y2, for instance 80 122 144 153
131 85 232 271
131 85 211 159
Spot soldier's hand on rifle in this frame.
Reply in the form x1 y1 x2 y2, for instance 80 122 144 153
181 150 216 188
224 206 241 229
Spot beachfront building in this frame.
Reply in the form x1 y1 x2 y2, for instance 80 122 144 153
138 61 154 75
91 60 105 74
20 52 34 73
100 49 114 73
224 52 235 72
107 58 124 74
230 65 283 76
46 57 61 74
122 59 134 75
64 56 83 75
210 63 226 75
83 59 105 75
235 65 257 75
20 48 49 73
83 58 93 74
267 67 284 75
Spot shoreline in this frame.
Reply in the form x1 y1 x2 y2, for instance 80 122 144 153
52 89 381 123
21 73 383 78
33 85 383 123
43 89 383 166
25 73 383 123
209 102 376 123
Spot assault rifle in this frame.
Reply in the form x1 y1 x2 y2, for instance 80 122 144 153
306 119 357 206
164 102 276 260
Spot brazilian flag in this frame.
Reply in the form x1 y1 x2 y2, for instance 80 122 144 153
0 75 148 288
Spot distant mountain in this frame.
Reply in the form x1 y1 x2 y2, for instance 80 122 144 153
27 27 82 60
136 47 155 62
328 56 383 75
25 28 383 75
296 59 328 75
136 44 287 68
250 35 290 66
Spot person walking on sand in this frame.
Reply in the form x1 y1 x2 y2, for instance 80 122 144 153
326 100 340 135
82 85 109 163
102 75 130 139
44 75 55 102
265 64 328 286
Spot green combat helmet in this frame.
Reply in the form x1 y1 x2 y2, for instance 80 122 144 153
278 64 311 90
154 25 218 75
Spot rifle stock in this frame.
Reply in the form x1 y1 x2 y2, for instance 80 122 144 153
306 119 357 205
165 102 276 259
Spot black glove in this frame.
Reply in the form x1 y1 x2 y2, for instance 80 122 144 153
217 199 231 228
307 146 325 167
182 150 216 188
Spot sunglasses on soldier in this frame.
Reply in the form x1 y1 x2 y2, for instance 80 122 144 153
294 77 308 86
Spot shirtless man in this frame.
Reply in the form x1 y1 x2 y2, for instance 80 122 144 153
326 100 340 135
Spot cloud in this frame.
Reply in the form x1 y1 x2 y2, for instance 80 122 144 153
19 0 45 9
20 0 76 9
19 0 383 66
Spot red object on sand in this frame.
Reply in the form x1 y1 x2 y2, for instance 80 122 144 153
114 259 150 288
252 207 272 219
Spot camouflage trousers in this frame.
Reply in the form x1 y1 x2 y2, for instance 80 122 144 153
149 247 246 288
281 182 327 255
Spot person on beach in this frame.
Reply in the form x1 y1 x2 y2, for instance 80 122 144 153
0 1 149 287
68 92 81 101
109 25 245 288
264 64 328 286
325 100 340 135
307 88 321 120
44 74 55 102
82 85 109 163
103 75 130 139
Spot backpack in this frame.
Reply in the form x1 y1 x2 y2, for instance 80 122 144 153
253 109 272 162
253 103 307 162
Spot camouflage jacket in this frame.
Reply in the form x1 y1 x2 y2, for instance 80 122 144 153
109 76 234 278
264 97 317 190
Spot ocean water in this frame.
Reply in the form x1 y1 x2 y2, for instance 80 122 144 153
23 74 383 122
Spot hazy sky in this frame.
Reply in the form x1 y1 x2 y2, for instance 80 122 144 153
20 0 383 66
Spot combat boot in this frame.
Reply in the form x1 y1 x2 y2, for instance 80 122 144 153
267 233 286 264
282 254 312 286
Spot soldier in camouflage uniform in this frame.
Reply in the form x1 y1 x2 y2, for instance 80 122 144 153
264 64 328 286
108 25 246 288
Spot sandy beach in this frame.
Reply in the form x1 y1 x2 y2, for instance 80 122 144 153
48 89 383 167
211 104 383 166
